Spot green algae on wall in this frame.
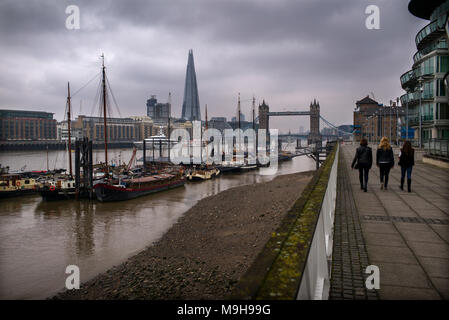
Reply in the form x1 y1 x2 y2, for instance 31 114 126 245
230 143 338 300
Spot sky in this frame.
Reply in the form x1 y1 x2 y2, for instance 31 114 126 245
0 0 427 133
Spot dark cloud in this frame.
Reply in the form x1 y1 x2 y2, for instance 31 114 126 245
0 0 427 132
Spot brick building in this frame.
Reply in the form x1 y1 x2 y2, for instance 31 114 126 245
0 109 57 140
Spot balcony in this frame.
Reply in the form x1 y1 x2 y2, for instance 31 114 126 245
413 39 448 64
400 67 434 90
415 20 446 51
400 91 434 106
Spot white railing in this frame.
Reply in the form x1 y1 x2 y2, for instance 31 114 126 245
296 144 339 300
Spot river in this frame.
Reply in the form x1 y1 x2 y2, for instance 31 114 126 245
0 144 315 299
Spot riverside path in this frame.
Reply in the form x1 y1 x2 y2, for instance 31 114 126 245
329 143 449 300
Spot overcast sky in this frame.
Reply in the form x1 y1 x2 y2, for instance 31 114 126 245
0 0 427 133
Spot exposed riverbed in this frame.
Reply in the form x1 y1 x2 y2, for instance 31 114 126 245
55 170 314 299
0 147 315 299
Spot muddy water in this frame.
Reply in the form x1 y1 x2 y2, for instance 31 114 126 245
0 146 315 299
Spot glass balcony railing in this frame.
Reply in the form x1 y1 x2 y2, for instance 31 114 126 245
413 40 448 63
415 20 441 48
400 66 434 88
400 70 415 87
400 91 434 105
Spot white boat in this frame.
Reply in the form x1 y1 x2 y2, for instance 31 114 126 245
185 166 220 181
133 127 177 150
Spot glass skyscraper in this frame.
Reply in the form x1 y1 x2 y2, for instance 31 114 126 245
400 0 449 142
181 49 201 121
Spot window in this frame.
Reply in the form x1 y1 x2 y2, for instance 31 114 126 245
437 79 446 96
439 103 449 119
25 180 30 184
421 103 434 121
422 81 434 99
440 129 449 139
422 129 432 141
420 57 434 75
437 55 449 73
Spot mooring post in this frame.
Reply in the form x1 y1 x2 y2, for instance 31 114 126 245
75 140 80 200
88 139 93 199
143 139 146 173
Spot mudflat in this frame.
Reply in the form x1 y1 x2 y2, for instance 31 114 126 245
54 170 314 299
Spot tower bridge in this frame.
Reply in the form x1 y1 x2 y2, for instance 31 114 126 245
258 99 322 145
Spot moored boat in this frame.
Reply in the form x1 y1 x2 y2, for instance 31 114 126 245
0 174 40 199
185 166 220 181
94 173 185 202
38 177 77 201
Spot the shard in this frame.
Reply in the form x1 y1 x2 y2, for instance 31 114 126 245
181 49 201 121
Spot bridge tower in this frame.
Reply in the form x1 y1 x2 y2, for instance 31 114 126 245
258 100 269 131
258 100 270 143
308 99 322 145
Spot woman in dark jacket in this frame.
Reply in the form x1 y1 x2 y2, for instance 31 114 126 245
398 140 415 192
376 137 394 190
352 138 373 192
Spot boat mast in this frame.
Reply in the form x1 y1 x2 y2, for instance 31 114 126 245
252 95 255 130
205 104 208 130
101 54 108 173
237 92 241 130
205 104 208 164
168 91 171 162
67 82 73 177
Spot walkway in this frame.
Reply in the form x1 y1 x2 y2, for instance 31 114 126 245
330 144 449 300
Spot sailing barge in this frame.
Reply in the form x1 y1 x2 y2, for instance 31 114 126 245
94 173 185 202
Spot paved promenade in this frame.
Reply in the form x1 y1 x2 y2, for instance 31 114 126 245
330 144 449 300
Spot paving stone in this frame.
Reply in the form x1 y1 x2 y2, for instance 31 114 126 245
329 145 449 300
407 241 449 259
364 232 406 247
370 261 431 289
366 245 417 264
399 229 445 244
419 257 449 278
379 285 441 300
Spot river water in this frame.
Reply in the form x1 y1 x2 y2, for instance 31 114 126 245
0 145 315 299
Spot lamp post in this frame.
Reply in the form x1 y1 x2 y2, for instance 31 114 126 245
418 77 423 148
389 100 392 143
396 97 399 146
405 87 409 141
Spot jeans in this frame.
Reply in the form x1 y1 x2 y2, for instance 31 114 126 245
401 166 413 180
379 163 391 187
358 164 370 188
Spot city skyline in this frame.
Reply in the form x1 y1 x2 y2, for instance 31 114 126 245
0 0 427 130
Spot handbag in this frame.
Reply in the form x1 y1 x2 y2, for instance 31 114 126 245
354 162 359 169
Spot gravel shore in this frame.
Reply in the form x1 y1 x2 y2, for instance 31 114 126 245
54 171 314 300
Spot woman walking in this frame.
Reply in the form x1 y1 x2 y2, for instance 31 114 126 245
398 140 415 192
351 138 373 192
376 137 394 190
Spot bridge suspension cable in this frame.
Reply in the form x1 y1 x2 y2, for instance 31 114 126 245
319 115 354 135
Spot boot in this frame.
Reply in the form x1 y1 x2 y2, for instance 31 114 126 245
400 177 404 191
407 179 411 193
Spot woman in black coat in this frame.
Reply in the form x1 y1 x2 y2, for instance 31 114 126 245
376 137 394 190
351 138 373 192
398 140 415 192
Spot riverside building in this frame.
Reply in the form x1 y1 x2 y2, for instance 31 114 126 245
0 109 57 140
400 0 449 143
